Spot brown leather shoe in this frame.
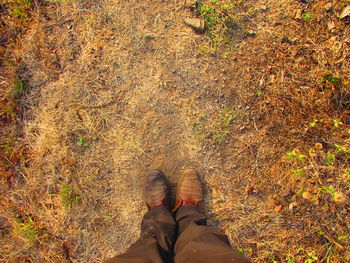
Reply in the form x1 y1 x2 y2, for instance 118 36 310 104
173 169 203 212
143 169 169 210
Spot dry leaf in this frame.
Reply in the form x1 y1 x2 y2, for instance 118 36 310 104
333 192 346 203
274 205 283 213
289 202 298 212
340 6 350 19
302 191 319 204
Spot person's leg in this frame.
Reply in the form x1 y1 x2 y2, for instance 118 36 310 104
173 169 251 263
104 170 175 263
105 205 175 263
174 205 250 263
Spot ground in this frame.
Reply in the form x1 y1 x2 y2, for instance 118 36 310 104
0 0 349 262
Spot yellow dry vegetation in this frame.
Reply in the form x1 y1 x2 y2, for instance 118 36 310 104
0 0 349 262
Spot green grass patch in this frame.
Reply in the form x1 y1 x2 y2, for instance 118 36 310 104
14 217 39 243
59 184 80 209
303 12 314 21
0 75 28 120
322 74 342 89
76 137 89 147
191 108 240 145
11 75 28 100
193 0 251 55
5 0 33 19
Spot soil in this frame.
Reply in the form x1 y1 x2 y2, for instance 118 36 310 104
1 0 349 262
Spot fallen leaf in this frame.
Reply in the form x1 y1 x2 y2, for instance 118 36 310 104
315 143 323 150
295 9 303 20
274 205 283 213
303 191 319 204
289 202 298 212
327 21 336 32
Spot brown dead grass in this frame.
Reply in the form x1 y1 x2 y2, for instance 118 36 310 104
0 0 349 262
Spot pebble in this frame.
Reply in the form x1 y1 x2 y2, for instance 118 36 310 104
184 0 195 7
324 2 333 11
184 18 205 33
340 6 350 19
260 5 268 11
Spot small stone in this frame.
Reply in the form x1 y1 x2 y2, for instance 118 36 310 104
295 9 303 20
260 5 268 11
184 18 205 33
184 0 195 7
324 2 333 11
340 6 350 19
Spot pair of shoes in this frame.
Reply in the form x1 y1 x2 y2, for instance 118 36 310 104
143 169 203 211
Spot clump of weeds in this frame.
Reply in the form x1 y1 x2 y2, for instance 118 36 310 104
193 0 253 56
76 136 89 147
59 184 80 209
283 139 349 261
11 75 28 100
13 216 40 244
4 0 33 19
191 108 238 145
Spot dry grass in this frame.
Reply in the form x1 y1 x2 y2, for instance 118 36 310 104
0 0 349 262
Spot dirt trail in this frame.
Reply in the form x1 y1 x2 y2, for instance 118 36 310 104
22 0 258 261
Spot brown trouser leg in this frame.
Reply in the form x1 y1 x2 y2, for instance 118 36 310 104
104 205 176 263
105 205 250 263
174 205 251 263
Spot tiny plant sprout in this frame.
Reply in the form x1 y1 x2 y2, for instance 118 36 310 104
333 119 343 127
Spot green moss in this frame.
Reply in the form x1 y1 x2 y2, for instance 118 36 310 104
11 75 28 99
